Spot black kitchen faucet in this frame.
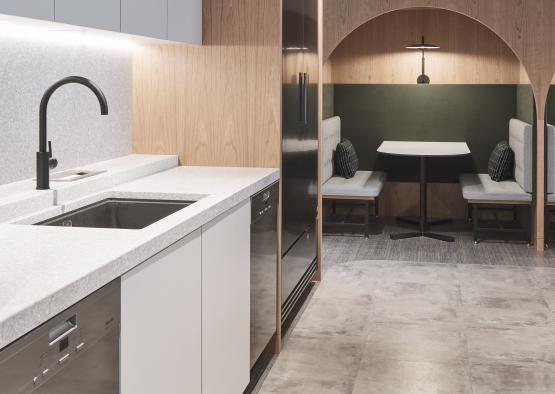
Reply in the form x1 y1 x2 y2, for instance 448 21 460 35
37 76 108 190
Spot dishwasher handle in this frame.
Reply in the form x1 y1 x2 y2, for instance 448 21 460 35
48 315 77 346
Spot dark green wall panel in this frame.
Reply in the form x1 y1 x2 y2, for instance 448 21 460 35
333 84 519 183
516 84 535 125
547 85 555 125
323 84 334 120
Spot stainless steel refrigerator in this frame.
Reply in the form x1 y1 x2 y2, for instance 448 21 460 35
281 0 319 322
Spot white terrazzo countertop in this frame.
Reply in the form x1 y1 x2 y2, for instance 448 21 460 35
0 166 278 349
0 180 54 223
0 154 178 223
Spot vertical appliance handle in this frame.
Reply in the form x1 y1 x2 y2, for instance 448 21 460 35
299 72 305 124
302 73 308 126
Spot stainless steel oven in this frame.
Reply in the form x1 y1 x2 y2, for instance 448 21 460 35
0 279 120 393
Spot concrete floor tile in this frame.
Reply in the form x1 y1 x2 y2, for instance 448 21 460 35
531 267 555 289
461 287 551 327
541 289 555 313
363 321 468 364
457 264 537 291
470 360 555 394
259 334 363 394
293 296 373 338
371 281 462 323
466 326 555 364
352 359 472 394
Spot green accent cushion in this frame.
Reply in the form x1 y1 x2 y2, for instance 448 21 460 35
335 139 359 179
488 141 514 181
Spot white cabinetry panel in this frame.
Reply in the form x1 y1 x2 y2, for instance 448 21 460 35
121 229 202 394
202 201 251 394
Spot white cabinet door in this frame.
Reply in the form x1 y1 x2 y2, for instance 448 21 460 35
202 201 251 394
55 0 120 32
121 0 167 40
0 0 54 20
168 0 202 44
121 229 202 394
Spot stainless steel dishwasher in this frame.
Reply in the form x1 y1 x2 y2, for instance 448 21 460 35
250 182 278 378
0 279 120 393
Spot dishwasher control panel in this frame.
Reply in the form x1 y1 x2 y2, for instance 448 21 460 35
251 182 278 220
0 279 120 393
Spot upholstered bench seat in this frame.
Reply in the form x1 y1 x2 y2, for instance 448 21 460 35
459 118 533 244
459 173 532 203
322 116 387 237
547 124 555 208
323 171 387 198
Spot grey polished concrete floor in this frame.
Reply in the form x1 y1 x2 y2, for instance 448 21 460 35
258 233 555 394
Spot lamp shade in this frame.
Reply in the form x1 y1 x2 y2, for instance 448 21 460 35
406 36 440 50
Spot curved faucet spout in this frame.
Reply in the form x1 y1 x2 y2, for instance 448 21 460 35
37 76 109 190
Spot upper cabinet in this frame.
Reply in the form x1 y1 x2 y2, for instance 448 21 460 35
0 0 54 20
55 0 120 32
121 0 167 40
168 0 202 44
0 0 202 44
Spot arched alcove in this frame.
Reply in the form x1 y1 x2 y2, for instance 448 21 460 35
322 7 535 241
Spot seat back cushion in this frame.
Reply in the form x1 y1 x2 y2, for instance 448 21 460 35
509 118 533 193
487 141 514 181
323 116 341 183
335 139 360 179
548 124 555 194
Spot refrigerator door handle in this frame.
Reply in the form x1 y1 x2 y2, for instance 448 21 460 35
302 73 308 126
298 72 305 124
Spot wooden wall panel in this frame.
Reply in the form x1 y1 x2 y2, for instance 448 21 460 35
132 0 281 168
379 182 467 219
326 9 522 84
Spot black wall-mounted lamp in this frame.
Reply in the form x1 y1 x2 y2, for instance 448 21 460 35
406 36 440 84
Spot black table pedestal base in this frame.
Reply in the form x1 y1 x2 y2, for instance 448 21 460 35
396 217 453 227
390 156 454 243
390 232 454 242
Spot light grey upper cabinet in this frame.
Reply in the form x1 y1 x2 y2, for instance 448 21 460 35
55 0 120 32
0 0 54 21
168 0 202 45
0 0 202 44
121 0 167 40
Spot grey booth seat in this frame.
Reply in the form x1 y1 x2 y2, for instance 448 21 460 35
546 124 555 204
545 124 555 243
459 118 533 243
322 116 387 237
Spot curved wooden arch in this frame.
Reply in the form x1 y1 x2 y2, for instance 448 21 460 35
323 0 554 116
325 9 525 85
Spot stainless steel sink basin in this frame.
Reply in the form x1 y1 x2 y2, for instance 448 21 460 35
36 198 194 229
